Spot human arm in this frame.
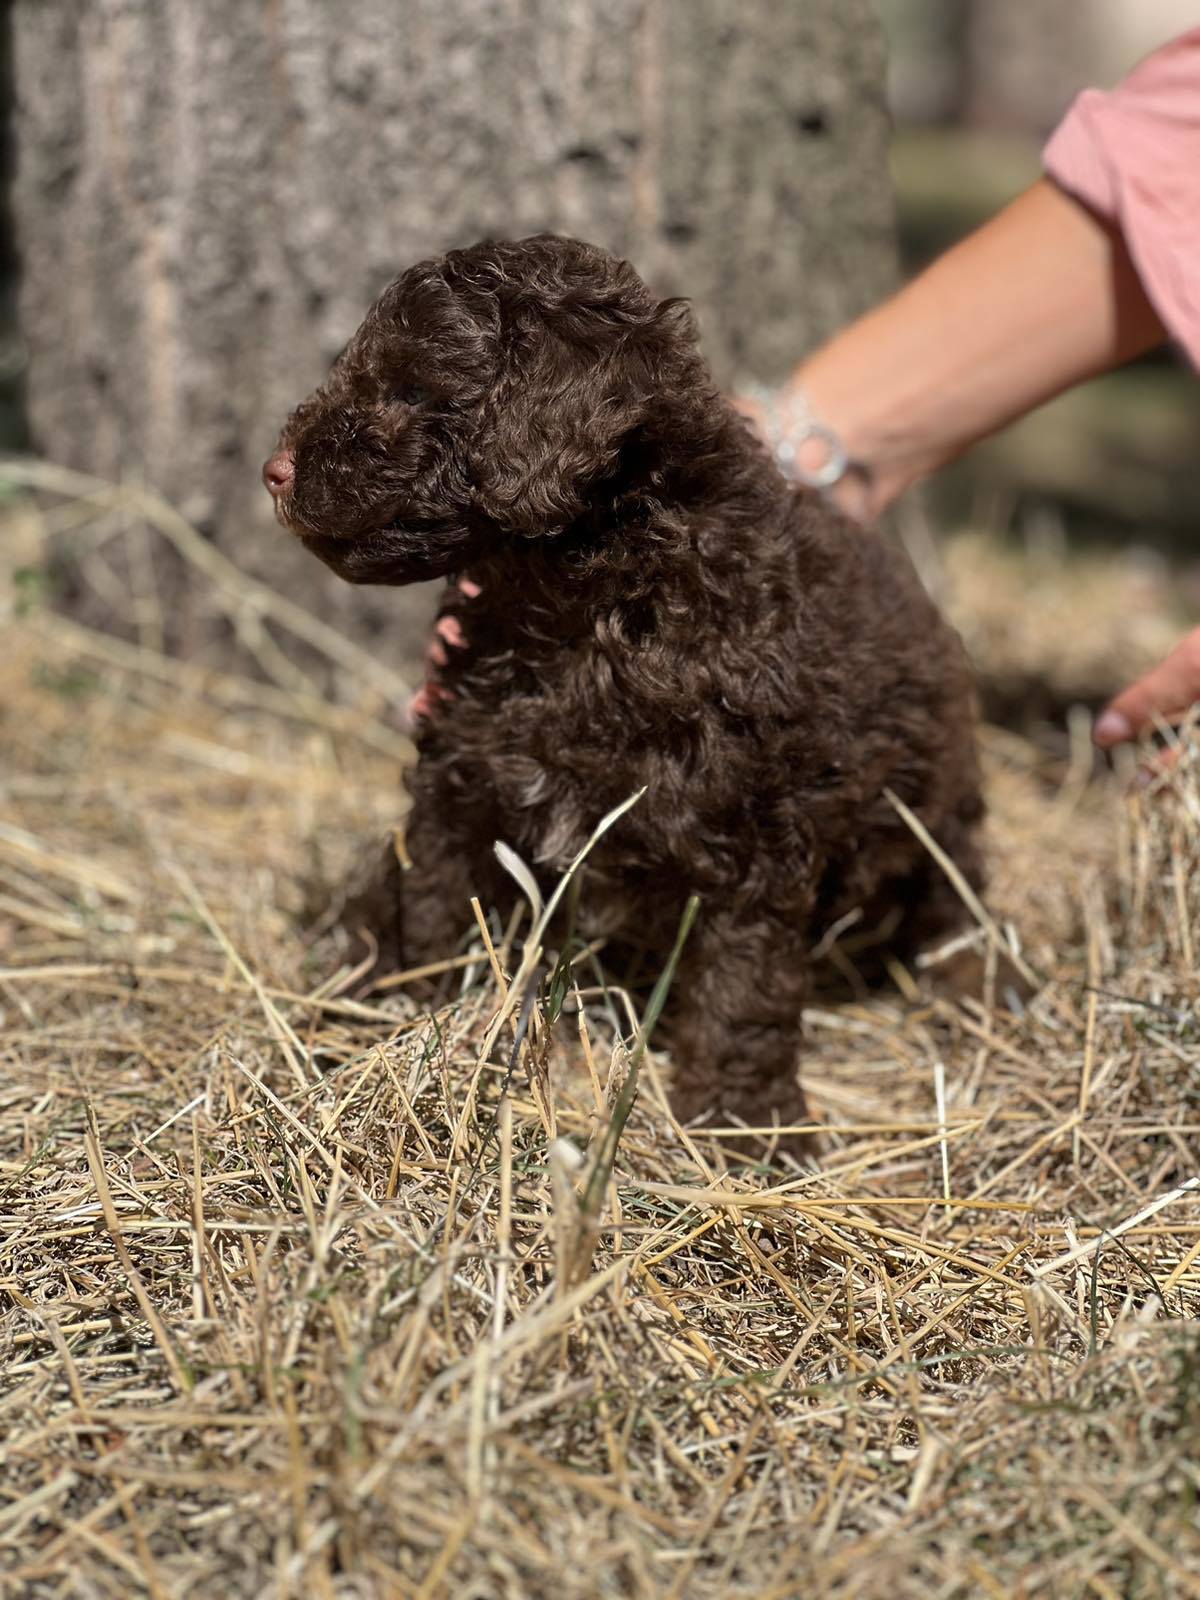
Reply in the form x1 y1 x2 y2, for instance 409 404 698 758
777 29 1200 522
791 186 1200 755
784 177 1166 521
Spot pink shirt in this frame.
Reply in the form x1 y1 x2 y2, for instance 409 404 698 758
1044 28 1200 370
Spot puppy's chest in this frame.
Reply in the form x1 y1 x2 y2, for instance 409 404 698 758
449 703 642 873
443 614 782 867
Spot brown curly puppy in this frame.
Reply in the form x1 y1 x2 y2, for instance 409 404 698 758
264 234 984 1148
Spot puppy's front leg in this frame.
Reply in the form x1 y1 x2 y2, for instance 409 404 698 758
340 794 491 982
665 908 814 1159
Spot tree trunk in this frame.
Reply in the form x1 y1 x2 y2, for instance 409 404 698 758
10 0 896 668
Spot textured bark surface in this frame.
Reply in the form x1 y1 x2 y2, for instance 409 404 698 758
11 0 896 664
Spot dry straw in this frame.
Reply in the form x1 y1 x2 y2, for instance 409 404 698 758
2 475 1199 1597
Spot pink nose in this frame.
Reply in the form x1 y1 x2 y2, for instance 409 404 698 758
263 449 295 497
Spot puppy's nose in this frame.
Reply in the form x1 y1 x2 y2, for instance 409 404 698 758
263 449 295 497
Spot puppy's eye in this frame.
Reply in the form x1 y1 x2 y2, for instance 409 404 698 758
392 383 430 407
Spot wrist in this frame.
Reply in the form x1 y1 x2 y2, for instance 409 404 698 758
784 364 930 518
743 380 878 521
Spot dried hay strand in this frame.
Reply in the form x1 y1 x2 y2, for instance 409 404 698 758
2 480 1200 1598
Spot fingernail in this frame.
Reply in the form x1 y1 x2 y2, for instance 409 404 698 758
1094 711 1133 747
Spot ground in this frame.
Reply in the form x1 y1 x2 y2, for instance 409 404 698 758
2 476 1200 1598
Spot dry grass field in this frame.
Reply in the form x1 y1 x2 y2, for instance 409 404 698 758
3 471 1200 1598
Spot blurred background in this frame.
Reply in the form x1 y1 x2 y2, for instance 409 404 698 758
0 0 1196 707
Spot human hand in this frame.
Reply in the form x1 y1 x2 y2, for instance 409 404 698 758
1094 627 1200 764
407 575 480 728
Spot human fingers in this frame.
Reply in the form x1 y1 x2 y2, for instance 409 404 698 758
1094 629 1200 748
435 614 466 650
424 612 467 672
407 682 453 728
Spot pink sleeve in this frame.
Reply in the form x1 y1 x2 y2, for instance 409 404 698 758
1043 28 1200 370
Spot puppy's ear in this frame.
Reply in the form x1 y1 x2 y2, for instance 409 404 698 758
470 283 697 537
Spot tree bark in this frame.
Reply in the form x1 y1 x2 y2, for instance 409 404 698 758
10 0 896 666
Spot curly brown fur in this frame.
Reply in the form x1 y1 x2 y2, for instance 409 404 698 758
267 234 985 1154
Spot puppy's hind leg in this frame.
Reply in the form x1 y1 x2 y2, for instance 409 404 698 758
892 802 1032 1004
895 806 986 956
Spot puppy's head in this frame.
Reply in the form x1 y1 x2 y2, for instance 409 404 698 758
264 235 705 585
